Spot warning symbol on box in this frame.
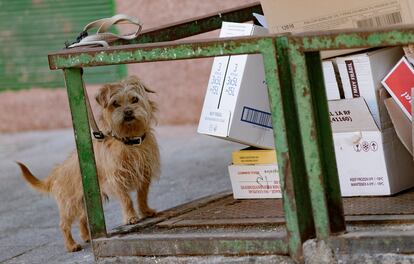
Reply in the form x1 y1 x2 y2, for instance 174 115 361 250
362 141 370 152
353 143 362 152
370 141 378 152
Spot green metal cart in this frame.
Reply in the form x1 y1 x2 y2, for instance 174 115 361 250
47 2 414 262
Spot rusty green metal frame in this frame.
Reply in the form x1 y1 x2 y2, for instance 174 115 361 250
117 2 263 45
287 26 414 240
51 35 313 261
48 2 414 260
63 68 107 240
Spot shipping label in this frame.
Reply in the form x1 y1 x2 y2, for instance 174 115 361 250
277 0 406 33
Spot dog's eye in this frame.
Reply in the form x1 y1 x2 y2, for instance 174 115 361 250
131 97 139 104
112 101 121 108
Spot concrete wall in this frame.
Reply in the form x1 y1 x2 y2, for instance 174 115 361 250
0 0 256 132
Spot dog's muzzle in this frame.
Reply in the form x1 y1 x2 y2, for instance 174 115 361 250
123 109 135 122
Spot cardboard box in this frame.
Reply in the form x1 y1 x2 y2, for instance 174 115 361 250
228 164 282 199
323 60 342 100
232 148 277 165
329 97 414 196
382 56 414 120
198 22 343 149
199 22 262 120
336 46 404 129
260 0 414 58
384 96 413 155
198 22 275 149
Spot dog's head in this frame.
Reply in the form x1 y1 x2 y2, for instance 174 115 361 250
96 76 157 139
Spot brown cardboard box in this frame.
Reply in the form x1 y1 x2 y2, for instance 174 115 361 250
384 96 413 155
260 0 414 58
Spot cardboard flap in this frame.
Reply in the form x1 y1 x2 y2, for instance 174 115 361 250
329 97 378 133
384 97 413 155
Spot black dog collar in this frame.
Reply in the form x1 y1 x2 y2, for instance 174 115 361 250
112 133 146 146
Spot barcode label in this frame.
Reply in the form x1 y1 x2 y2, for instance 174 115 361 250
356 12 402 28
241 107 273 129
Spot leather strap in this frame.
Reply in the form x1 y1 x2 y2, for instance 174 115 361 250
80 70 104 140
68 14 142 48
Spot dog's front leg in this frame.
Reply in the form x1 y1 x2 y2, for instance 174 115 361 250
114 188 139 225
137 179 156 218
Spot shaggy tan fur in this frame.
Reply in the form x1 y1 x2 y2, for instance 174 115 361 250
17 76 160 252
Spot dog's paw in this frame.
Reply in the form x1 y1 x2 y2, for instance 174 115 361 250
81 235 90 243
126 216 139 225
67 243 82 252
141 208 157 218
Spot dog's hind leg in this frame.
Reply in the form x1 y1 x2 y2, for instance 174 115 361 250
79 211 90 243
137 179 156 218
60 217 81 252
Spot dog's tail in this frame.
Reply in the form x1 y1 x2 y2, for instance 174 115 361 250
16 162 51 194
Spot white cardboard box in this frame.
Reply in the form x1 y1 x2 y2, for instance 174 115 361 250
336 46 404 129
260 0 414 58
228 164 282 199
198 22 275 149
329 97 414 196
199 22 258 114
385 96 413 156
323 60 342 100
198 22 341 149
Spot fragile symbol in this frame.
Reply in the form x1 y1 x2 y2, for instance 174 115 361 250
362 141 370 152
354 143 362 152
370 141 378 151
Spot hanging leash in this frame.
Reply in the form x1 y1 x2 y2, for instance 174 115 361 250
65 14 143 48
66 15 143 141
79 69 105 140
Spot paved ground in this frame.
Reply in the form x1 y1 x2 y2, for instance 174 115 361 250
0 125 244 264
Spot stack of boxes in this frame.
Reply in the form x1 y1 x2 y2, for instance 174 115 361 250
229 148 281 199
198 0 414 198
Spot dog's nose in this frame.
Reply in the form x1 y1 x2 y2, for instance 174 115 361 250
124 109 133 116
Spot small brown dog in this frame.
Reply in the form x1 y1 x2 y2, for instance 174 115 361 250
17 76 160 252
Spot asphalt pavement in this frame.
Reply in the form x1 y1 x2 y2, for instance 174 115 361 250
0 125 244 264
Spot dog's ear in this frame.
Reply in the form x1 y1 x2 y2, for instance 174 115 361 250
149 100 158 113
127 76 156 94
143 85 156 94
95 84 112 107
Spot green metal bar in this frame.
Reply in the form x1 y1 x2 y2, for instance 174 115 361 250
262 36 315 260
116 2 262 45
63 68 107 239
293 26 414 51
48 36 276 70
304 51 346 234
287 41 343 239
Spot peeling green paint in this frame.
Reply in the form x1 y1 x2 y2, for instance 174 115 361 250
49 37 276 70
64 68 106 239
262 36 316 259
288 43 331 239
296 28 414 51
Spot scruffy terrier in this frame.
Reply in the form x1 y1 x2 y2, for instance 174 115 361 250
17 76 160 252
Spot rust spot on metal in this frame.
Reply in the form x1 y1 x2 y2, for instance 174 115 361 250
302 88 309 97
310 127 317 140
282 152 294 199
